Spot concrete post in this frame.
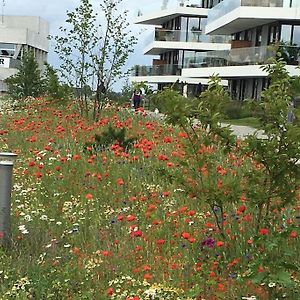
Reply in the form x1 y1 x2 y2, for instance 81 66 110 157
0 152 17 248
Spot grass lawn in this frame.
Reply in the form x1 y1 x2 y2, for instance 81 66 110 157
222 117 261 129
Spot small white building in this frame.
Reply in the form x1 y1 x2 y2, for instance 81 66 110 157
0 15 49 92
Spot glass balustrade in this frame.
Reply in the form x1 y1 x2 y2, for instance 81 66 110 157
208 0 299 25
184 45 299 68
132 64 182 76
144 29 231 46
132 45 300 77
153 28 231 43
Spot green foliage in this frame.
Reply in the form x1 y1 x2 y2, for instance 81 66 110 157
224 100 254 119
245 59 300 225
51 0 96 94
153 87 192 126
246 229 300 298
85 125 136 152
277 42 300 65
5 51 44 100
43 63 72 101
52 0 139 118
197 76 231 128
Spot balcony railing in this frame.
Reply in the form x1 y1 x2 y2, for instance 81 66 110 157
207 0 300 25
132 45 300 77
132 64 182 77
144 29 231 46
184 45 291 68
154 28 230 43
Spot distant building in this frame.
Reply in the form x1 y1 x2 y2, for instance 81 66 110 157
130 2 230 97
0 15 49 92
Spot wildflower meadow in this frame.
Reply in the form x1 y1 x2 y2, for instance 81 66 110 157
0 66 299 299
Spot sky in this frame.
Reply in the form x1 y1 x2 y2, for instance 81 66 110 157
2 0 185 91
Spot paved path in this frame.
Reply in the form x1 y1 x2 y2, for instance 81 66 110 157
145 110 265 139
220 123 266 139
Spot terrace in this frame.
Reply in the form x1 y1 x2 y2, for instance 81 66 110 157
187 44 300 67
148 28 230 44
206 0 300 34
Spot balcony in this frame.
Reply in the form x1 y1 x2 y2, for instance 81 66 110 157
153 28 230 43
132 64 182 77
206 0 300 34
184 45 280 68
143 28 231 55
135 6 209 26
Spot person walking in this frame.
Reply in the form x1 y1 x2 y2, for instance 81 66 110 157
131 89 142 109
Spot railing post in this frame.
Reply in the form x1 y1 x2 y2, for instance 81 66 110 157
0 152 17 248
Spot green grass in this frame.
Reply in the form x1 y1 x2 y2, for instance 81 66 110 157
223 117 261 129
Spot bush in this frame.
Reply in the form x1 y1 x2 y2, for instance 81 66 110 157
224 101 254 119
5 51 44 100
84 125 136 153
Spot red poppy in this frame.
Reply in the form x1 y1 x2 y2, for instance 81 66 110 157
189 237 196 243
143 273 152 280
116 178 124 186
107 287 114 297
127 215 136 222
131 230 142 237
290 231 297 238
156 239 166 246
259 228 269 235
181 232 190 239
73 154 81 160
85 193 93 200
238 205 246 213
216 241 224 247
28 161 35 167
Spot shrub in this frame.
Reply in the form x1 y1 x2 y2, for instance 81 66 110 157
84 125 136 152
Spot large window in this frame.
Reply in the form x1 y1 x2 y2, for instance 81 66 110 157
283 0 299 7
188 17 201 32
292 25 300 45
0 43 16 57
281 24 292 43
280 24 300 45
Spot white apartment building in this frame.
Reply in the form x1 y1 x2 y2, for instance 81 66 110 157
131 1 231 96
132 0 300 100
0 16 49 92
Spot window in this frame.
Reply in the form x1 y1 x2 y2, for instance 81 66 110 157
255 27 262 46
188 17 201 32
281 24 292 43
0 43 16 57
292 25 300 45
268 24 280 44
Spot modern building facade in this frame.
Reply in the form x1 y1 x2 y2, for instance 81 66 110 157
182 0 300 100
0 16 49 92
131 2 231 96
132 0 300 100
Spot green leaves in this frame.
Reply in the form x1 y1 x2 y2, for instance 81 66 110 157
5 51 44 100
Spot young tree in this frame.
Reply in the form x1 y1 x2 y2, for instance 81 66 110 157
43 63 72 101
92 0 138 119
5 51 44 100
51 0 96 114
52 0 138 119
